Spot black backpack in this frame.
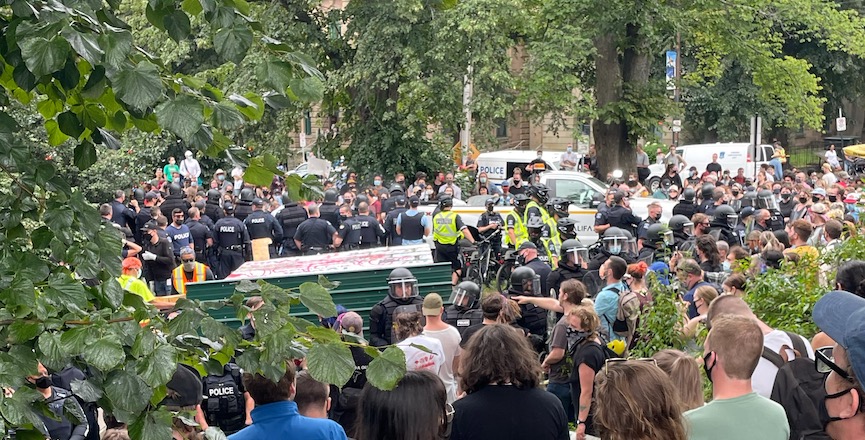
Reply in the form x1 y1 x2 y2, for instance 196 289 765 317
202 363 247 435
764 331 831 440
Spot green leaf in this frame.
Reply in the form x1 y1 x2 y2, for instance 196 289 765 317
307 326 341 343
45 120 70 146
298 281 337 318
112 61 164 111
306 342 355 388
263 92 292 110
288 76 324 102
30 225 54 248
0 111 21 133
6 275 36 311
73 141 98 170
244 153 281 186
164 10 192 42
105 370 153 417
47 273 89 311
203 427 228 440
366 346 406 390
317 275 340 290
213 23 253 64
8 320 44 344
20 36 70 77
60 327 93 356
127 407 172 440
255 58 293 92
37 332 67 372
61 29 103 65
101 30 133 69
181 0 203 15
137 344 178 387
210 103 245 131
83 337 126 371
156 95 204 142
57 111 84 138
71 379 103 402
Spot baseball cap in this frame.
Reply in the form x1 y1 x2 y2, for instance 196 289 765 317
739 206 755 219
422 293 444 316
668 185 680 193
501 180 510 187
141 220 158 231
517 241 537 251
845 193 859 204
144 191 160 201
814 291 865 384
337 311 364 337
408 195 420 206
811 203 828 214
252 198 265 206
161 364 202 409
813 188 827 197
677 259 702 276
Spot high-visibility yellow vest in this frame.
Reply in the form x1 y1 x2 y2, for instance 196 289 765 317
523 200 552 226
506 211 528 247
172 262 207 295
433 211 460 245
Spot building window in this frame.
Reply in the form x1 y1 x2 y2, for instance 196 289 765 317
496 119 508 138
304 111 312 135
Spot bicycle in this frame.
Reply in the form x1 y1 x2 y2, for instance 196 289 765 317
494 248 520 293
464 233 502 288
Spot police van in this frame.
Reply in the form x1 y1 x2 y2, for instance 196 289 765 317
475 150 565 181
421 170 675 246
645 142 775 191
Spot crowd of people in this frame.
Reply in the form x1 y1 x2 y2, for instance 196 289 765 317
24 142 865 440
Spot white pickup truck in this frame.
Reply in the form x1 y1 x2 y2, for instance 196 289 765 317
419 170 676 246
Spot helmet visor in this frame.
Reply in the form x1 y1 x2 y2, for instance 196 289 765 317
682 222 694 236
727 215 739 229
604 237 624 254
521 274 543 297
566 247 589 265
662 230 675 246
449 287 474 309
388 278 419 299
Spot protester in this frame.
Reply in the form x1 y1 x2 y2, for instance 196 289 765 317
652 349 704 411
566 306 607 439
356 370 450 440
421 293 462 403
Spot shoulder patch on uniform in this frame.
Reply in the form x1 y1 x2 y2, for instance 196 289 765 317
595 213 603 219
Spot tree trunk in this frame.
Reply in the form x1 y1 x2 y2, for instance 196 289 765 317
620 23 650 176
592 33 628 180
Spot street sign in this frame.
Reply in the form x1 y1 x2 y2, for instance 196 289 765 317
837 117 847 132
672 119 681 132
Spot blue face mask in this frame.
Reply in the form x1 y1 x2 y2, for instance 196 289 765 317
722 261 731 272
608 245 622 255
374 180 382 186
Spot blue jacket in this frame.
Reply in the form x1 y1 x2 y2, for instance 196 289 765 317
594 281 627 342
228 401 347 440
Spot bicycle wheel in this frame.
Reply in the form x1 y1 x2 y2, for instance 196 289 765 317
495 262 514 293
465 264 483 287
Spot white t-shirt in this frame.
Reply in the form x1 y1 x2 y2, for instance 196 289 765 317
826 150 840 168
751 330 815 398
823 172 838 186
397 334 444 375
423 326 463 403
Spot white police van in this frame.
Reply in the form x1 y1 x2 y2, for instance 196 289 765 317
475 150 564 182
645 142 775 191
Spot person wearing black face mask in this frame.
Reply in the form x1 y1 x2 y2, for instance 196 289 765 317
166 208 192 259
27 362 90 440
778 189 795 221
686 314 791 439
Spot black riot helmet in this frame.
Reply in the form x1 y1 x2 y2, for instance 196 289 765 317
682 187 696 202
668 214 694 236
439 196 453 209
529 183 550 205
389 184 404 194
603 227 627 255
450 281 480 311
168 183 182 196
713 204 739 228
356 194 369 206
546 197 570 218
646 223 674 247
132 188 145 203
756 189 777 210
240 188 255 202
701 184 715 201
526 216 545 240
281 193 292 205
387 268 419 302
509 266 541 296
556 217 577 241
324 189 338 203
560 239 588 266
513 193 530 211
207 189 221 203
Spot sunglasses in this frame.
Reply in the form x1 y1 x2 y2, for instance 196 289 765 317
816 346 851 381
441 402 455 437
603 357 657 374
181 258 195 263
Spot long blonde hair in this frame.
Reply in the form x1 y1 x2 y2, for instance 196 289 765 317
652 349 704 411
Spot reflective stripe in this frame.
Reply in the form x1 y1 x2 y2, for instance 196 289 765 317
505 212 528 247
432 211 459 245
172 263 207 295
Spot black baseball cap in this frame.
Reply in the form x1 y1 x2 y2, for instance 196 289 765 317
408 195 420 206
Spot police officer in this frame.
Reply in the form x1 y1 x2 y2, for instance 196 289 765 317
185 207 213 264
672 187 698 218
338 201 386 250
545 197 570 256
707 204 741 246
396 195 430 246
696 184 716 214
212 203 251 278
368 268 425 347
444 281 483 337
506 266 547 345
593 189 617 237
606 191 642 235
556 218 578 242
244 198 283 258
382 195 407 246
110 189 138 233
669 214 695 251
432 196 475 285
637 202 662 240
204 189 224 222
319 189 341 227
294 204 339 255
638 223 674 264
201 363 250 435
234 188 255 222
756 189 785 231
525 217 553 266
477 198 504 259
548 239 589 296
160 184 191 221
379 184 404 217
588 227 631 270
523 183 551 226
276 194 308 256
505 193 530 249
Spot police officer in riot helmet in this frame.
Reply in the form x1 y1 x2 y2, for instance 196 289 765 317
708 204 741 246
621 229 639 262
368 268 424 347
380 184 404 216
201 363 249 435
234 188 255 221
244 198 283 257
545 197 570 253
696 184 716 214
673 187 698 218
525 216 552 265
588 227 629 270
444 281 483 337
756 189 784 231
160 183 191 221
741 190 758 210
382 195 408 246
276 193 308 256
320 189 341 226
205 189 224 221
212 202 251 278
506 266 547 347
132 188 145 206
668 214 695 250
638 223 674 264
548 239 589 296
556 218 578 242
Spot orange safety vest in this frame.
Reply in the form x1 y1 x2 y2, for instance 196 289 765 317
172 263 207 295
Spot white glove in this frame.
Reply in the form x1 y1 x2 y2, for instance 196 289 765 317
142 251 157 261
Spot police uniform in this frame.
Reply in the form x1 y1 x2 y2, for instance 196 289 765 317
244 210 283 257
383 207 407 246
295 217 336 254
234 200 253 222
276 203 308 256
606 205 641 235
368 297 424 347
204 201 223 223
477 210 504 256
505 211 527 248
432 210 466 270
443 306 483 337
338 215 385 250
398 210 427 244
213 216 250 278
319 202 340 228
201 363 247 435
185 219 213 263
160 194 191 221
672 200 697 219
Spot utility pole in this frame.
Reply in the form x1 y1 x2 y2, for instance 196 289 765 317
674 32 681 148
461 65 473 165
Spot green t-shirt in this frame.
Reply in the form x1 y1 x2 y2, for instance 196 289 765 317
163 164 180 182
117 275 155 302
684 392 789 440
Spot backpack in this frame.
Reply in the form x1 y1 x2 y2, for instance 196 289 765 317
764 331 830 440
609 286 640 339
203 363 247 435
